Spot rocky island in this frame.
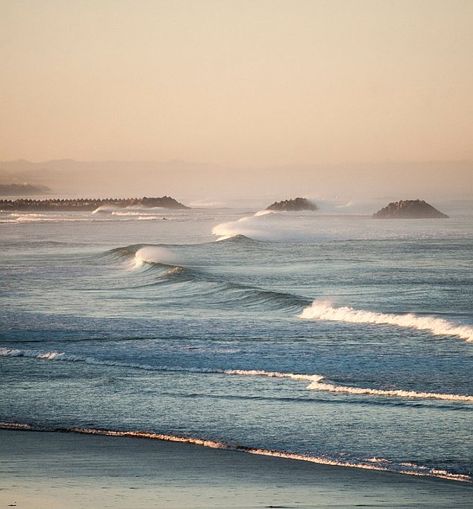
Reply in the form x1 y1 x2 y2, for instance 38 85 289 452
373 200 448 219
0 196 189 212
266 197 318 212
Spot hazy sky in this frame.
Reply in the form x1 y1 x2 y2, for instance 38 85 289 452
1 0 473 166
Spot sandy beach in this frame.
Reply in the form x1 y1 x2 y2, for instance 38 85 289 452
0 429 472 508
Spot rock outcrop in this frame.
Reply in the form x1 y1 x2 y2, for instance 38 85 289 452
373 200 448 219
0 196 189 211
266 197 318 212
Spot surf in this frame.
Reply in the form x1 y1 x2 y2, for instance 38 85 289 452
2 348 472 404
300 300 473 342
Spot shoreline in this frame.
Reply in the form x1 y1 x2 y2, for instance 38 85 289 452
1 421 471 484
1 429 472 509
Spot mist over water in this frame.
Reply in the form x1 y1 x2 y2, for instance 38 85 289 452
1 160 472 206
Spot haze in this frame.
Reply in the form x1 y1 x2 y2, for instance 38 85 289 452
1 0 472 201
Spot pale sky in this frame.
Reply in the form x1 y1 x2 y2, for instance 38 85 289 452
1 0 473 166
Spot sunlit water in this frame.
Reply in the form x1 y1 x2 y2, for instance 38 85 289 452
1 206 472 482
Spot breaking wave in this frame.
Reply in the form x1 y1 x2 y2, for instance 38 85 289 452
212 209 323 242
2 348 472 403
132 246 182 268
212 210 306 241
104 242 307 310
107 235 256 261
0 422 470 483
300 300 473 342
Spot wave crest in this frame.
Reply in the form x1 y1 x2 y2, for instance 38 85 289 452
133 246 181 269
299 300 473 342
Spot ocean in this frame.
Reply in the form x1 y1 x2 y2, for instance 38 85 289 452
1 204 472 484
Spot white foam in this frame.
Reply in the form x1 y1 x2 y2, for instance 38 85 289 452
243 448 471 483
188 200 227 208
306 379 473 402
254 209 276 217
72 427 228 449
224 369 323 384
299 300 473 343
224 368 473 403
0 347 66 360
92 205 116 214
8 213 90 223
133 246 180 268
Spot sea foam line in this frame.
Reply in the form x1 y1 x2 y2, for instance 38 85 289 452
0 422 470 483
2 348 472 403
223 369 473 403
299 300 473 342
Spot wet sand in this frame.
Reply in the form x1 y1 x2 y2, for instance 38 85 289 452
0 429 471 508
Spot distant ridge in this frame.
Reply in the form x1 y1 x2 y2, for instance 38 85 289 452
0 183 50 196
373 200 448 219
0 196 189 211
267 197 318 211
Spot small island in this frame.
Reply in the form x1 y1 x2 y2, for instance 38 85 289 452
373 200 448 219
266 197 318 212
0 196 189 212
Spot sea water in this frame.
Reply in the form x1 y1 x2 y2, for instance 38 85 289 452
0 205 472 482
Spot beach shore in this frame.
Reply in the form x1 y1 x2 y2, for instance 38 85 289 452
0 429 471 508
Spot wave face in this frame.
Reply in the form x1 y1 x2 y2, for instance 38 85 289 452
1 208 473 486
103 241 309 311
300 300 473 342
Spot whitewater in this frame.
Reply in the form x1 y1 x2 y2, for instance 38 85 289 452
1 205 472 483
300 300 473 342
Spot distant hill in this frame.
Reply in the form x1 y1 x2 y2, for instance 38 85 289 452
267 197 318 211
0 183 51 196
373 200 448 218
0 196 189 211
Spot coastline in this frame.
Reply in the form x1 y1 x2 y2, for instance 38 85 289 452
1 429 472 509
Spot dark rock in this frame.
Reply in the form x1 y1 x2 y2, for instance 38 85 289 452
266 197 318 212
373 200 448 219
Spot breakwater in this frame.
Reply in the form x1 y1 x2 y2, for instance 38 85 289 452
0 196 188 211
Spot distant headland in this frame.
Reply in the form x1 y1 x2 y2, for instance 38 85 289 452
0 183 51 196
267 197 318 212
373 200 448 219
0 196 189 211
